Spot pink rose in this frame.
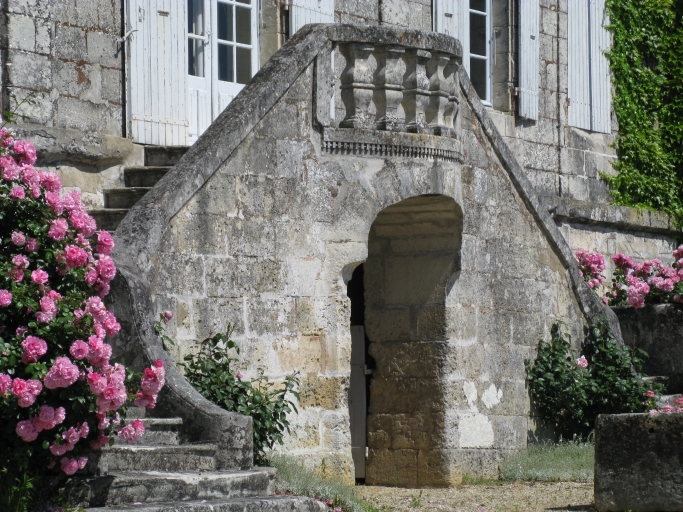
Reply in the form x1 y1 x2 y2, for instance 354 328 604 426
12 254 29 269
13 140 37 165
0 374 11 395
96 230 115 255
96 255 116 282
645 390 656 398
1 156 21 180
39 171 62 193
60 457 79 476
50 443 68 456
11 231 25 246
54 407 66 424
44 357 80 389
31 269 49 284
64 245 88 269
163 310 173 323
16 420 38 442
576 355 588 369
25 237 39 252
21 335 48 364
48 218 68 241
0 290 12 307
70 340 89 360
10 185 25 199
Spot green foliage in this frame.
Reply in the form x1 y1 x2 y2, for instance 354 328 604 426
178 325 299 465
604 0 683 226
500 441 595 482
525 319 660 439
0 469 37 512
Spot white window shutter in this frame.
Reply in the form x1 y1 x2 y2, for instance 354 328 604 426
290 0 334 36
518 0 539 120
433 0 468 71
127 0 188 145
589 0 611 133
567 0 591 130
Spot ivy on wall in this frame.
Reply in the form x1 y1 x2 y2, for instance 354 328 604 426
604 0 683 226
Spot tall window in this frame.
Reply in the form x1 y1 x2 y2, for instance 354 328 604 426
188 0 206 77
216 0 254 85
468 0 491 104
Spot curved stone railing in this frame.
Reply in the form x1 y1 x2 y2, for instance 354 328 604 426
110 24 622 469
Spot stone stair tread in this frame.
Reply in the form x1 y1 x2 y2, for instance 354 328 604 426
136 417 183 427
88 208 129 232
82 494 326 512
64 469 276 507
104 444 216 453
104 187 153 194
124 167 171 187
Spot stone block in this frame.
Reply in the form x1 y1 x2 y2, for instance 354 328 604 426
369 376 443 414
53 24 87 61
365 307 411 342
101 67 122 103
369 341 452 379
55 97 111 133
276 335 324 374
191 297 244 338
367 413 392 450
87 31 120 68
595 413 683 511
392 412 443 450
366 448 418 486
299 375 348 410
418 449 462 486
8 14 35 52
9 51 52 89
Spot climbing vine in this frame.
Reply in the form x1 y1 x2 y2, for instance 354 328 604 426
604 0 683 226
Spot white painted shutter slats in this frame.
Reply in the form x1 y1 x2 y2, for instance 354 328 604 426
290 0 334 36
518 0 539 120
589 0 611 133
433 0 467 72
127 0 188 145
568 0 591 130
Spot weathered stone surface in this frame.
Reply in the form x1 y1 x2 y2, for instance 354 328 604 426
614 304 683 393
595 413 683 511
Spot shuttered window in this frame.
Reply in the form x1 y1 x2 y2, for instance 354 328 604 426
518 0 539 120
568 0 611 133
289 0 334 36
433 0 491 104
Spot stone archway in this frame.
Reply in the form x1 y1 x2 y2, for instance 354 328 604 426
363 194 463 487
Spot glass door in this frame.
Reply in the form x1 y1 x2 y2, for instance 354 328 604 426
211 0 259 119
188 0 211 143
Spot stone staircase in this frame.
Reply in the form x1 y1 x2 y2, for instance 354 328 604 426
62 409 324 511
89 146 189 232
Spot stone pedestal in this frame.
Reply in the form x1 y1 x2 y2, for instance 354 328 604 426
595 413 683 511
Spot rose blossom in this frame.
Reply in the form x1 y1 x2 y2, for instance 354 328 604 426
48 218 68 241
16 420 38 442
117 419 145 442
96 255 116 282
10 185 25 199
31 269 49 285
576 355 588 369
70 340 89 360
0 290 12 307
60 457 79 476
25 237 39 252
0 374 11 395
44 357 80 389
21 335 48 364
11 231 26 246
12 254 29 269
95 230 115 255
163 310 173 323
64 245 88 268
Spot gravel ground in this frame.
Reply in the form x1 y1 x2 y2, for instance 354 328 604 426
357 482 594 512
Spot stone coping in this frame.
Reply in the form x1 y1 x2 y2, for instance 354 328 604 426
551 198 681 237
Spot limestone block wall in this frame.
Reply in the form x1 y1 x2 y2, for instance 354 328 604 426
2 0 140 208
126 27 595 484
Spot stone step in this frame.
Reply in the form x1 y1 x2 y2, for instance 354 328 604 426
657 394 683 408
89 208 129 232
82 495 327 512
63 469 276 508
145 146 189 167
124 166 171 188
114 418 183 446
643 375 669 387
98 444 217 473
104 187 151 209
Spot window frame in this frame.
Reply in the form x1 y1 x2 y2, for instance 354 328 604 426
467 0 492 106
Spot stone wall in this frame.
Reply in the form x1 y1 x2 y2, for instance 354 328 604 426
2 0 140 208
111 26 601 484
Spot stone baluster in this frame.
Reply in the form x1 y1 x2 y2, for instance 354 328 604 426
426 51 455 136
443 55 461 139
339 43 376 129
402 49 431 133
373 45 406 131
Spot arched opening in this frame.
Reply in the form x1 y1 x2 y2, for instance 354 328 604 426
363 194 463 487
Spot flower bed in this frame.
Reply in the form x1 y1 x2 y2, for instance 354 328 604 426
0 133 164 480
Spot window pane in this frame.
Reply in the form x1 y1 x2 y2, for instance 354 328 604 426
188 39 205 77
218 43 234 82
470 0 486 12
188 0 204 35
470 12 487 56
470 58 487 100
237 0 251 3
218 2 233 41
235 6 251 45
236 47 252 84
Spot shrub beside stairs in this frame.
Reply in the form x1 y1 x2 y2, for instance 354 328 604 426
61 407 324 511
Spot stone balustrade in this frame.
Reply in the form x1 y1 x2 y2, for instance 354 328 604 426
334 41 461 138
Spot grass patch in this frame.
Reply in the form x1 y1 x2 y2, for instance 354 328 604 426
461 474 505 486
500 441 594 482
269 454 380 512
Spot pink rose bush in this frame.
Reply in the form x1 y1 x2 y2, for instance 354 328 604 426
575 246 683 308
0 137 164 476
